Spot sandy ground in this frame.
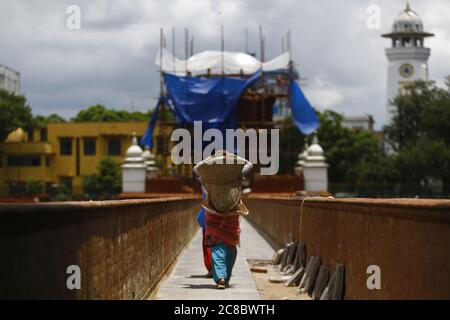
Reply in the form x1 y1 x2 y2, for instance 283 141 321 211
248 259 311 300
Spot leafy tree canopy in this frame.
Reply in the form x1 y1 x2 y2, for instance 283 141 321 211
33 114 66 128
0 89 33 141
385 78 450 186
280 75 450 194
83 156 122 200
278 117 306 174
25 177 44 196
279 110 384 184
72 104 152 122
316 110 382 184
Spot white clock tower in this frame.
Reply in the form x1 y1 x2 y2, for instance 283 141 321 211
382 3 434 125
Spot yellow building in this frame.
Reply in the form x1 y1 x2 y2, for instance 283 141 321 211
0 122 149 197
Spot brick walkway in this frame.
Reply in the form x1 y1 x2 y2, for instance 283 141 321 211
156 218 274 300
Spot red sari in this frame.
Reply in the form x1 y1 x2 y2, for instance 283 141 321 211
205 211 241 247
202 229 212 271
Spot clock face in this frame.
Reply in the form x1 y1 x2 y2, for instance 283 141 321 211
399 63 414 78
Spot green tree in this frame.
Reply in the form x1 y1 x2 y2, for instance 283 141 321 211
25 177 44 196
55 184 71 201
278 110 384 184
355 152 399 185
395 137 450 185
385 79 450 150
316 110 382 184
0 89 33 141
385 77 450 188
82 175 98 199
83 157 122 200
278 118 306 174
33 114 66 128
73 104 152 122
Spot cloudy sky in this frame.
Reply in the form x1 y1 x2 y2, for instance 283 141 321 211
0 0 449 129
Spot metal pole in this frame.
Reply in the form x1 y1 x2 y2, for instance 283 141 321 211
185 28 189 74
259 25 266 123
259 25 264 62
159 28 166 122
262 36 266 62
245 28 249 53
172 26 176 74
160 28 164 96
221 26 224 75
288 28 292 62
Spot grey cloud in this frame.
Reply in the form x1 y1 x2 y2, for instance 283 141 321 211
0 0 448 129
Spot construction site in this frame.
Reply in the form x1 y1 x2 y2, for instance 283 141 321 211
0 2 449 307
124 27 317 196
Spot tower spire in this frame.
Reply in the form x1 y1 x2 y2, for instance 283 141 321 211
405 1 411 12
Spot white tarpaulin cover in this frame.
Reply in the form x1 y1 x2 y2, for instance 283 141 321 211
155 48 290 76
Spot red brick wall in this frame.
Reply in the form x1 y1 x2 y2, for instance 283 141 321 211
251 175 304 193
245 195 450 299
0 197 200 299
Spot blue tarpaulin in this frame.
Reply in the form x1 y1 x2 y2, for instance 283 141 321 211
140 96 173 148
141 71 319 148
289 80 320 135
141 72 260 148
164 71 261 130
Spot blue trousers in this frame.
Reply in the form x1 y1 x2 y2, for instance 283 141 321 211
211 244 237 284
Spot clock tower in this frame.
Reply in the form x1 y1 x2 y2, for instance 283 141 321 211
382 3 434 125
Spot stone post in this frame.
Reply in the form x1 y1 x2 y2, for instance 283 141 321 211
294 142 309 177
122 133 146 193
303 136 329 192
142 146 161 180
